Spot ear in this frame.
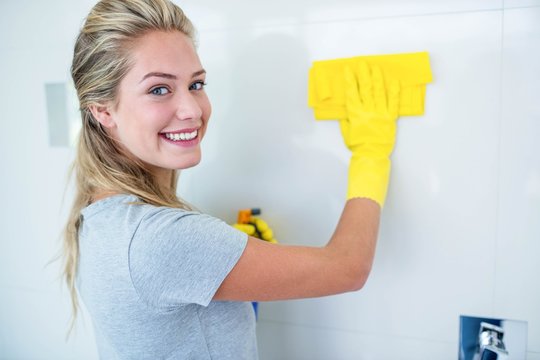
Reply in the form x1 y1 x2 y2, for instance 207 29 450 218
88 103 116 129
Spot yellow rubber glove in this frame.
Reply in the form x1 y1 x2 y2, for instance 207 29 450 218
341 61 400 207
233 216 278 244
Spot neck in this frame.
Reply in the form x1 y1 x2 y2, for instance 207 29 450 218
154 168 175 193
90 169 175 204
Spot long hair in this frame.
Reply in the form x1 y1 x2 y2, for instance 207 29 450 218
63 0 196 333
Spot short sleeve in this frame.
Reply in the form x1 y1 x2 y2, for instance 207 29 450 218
128 207 248 308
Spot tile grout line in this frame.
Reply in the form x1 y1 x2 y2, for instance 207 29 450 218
257 318 456 345
198 7 508 33
503 4 540 10
491 6 506 317
197 5 540 34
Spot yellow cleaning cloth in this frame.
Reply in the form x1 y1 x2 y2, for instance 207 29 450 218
308 52 432 119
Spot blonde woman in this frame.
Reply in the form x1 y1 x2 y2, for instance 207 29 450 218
64 0 401 358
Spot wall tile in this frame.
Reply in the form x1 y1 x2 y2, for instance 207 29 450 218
494 6 540 353
504 0 540 8
190 10 503 351
177 0 502 31
0 287 98 359
257 320 457 360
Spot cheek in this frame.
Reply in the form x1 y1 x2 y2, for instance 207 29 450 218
129 105 174 134
201 101 211 140
114 114 157 146
201 95 212 124
150 107 176 129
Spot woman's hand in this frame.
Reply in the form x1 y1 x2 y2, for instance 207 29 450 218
339 61 401 207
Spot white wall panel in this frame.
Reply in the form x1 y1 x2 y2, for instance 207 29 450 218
0 287 98 359
183 10 504 356
504 0 540 8
257 320 457 360
495 6 540 353
177 0 503 31
0 1 97 358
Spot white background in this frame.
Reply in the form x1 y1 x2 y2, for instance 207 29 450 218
1 0 539 359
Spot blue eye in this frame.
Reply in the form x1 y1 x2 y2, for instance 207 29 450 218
190 81 206 91
150 86 170 96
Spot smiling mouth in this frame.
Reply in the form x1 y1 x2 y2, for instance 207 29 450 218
162 129 198 142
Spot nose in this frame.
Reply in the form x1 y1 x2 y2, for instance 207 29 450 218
175 91 203 121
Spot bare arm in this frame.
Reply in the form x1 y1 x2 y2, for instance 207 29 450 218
214 197 380 301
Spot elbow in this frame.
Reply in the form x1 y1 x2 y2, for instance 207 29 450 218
346 263 372 292
349 275 368 292
324 244 375 294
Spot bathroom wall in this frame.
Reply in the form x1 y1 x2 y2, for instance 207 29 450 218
1 0 538 359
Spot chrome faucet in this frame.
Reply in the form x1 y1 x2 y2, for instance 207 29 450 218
475 322 508 360
459 315 528 360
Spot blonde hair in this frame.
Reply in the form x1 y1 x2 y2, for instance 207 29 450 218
64 0 196 332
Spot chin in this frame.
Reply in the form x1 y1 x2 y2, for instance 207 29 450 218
178 160 201 170
174 154 202 170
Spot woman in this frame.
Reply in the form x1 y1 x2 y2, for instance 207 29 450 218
63 0 400 358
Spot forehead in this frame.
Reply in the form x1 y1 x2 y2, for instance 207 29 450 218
127 30 202 78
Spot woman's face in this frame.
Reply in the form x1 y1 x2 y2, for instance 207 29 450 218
103 30 211 178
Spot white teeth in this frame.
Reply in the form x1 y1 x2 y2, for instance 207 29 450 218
165 130 198 141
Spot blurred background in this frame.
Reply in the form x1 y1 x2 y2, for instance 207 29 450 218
1 0 539 359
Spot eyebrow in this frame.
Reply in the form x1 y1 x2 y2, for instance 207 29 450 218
139 69 206 83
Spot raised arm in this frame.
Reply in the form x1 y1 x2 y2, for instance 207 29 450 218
214 62 400 302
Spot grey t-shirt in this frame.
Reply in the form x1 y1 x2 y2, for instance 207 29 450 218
77 194 257 359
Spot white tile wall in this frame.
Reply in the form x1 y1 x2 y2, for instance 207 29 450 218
178 0 503 31
189 9 507 357
1 0 538 359
257 320 457 360
494 6 540 353
0 1 98 359
505 0 540 8
1 287 98 359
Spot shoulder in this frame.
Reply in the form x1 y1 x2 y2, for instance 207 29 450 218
134 205 241 251
81 194 195 224
127 202 247 308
